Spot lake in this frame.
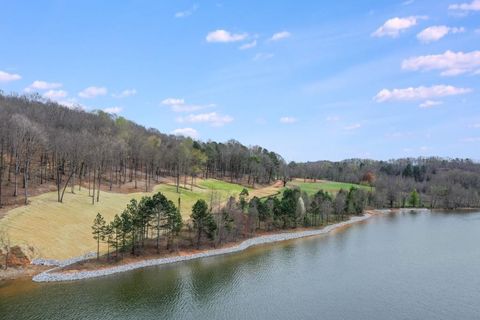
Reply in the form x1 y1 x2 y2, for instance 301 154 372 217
1 210 480 320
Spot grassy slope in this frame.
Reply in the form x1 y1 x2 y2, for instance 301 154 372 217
287 179 372 196
0 179 255 260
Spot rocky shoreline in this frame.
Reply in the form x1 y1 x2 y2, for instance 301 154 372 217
33 213 376 282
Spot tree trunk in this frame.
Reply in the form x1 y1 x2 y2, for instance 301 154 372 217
23 159 30 205
92 168 96 205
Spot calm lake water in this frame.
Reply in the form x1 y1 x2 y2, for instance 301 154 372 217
1 210 480 320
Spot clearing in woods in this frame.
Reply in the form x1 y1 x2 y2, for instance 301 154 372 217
286 178 372 196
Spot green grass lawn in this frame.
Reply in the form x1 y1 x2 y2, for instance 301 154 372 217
287 179 372 196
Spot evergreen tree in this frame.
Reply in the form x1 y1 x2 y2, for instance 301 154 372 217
409 189 420 207
191 199 217 249
92 213 106 260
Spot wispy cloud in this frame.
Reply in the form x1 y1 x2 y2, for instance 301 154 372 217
344 123 361 130
417 26 464 43
43 90 68 99
402 50 480 76
419 100 443 108
280 116 297 124
374 85 472 102
174 4 198 18
372 16 426 38
0 70 21 82
172 128 199 138
161 98 214 112
78 86 107 98
270 31 291 41
253 52 274 61
239 40 257 50
112 89 137 98
206 30 248 43
449 0 480 11
103 106 122 114
25 80 62 92
177 112 233 127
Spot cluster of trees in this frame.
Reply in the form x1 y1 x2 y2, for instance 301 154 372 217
288 158 480 209
93 187 369 259
0 93 284 207
91 192 183 259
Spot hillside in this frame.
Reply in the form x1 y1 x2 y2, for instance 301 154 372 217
0 178 283 260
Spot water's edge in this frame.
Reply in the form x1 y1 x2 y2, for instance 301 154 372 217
33 212 384 283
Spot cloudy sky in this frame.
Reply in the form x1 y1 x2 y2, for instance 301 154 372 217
0 0 479 161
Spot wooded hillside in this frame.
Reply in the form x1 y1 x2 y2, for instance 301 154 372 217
0 94 284 208
1 93 479 210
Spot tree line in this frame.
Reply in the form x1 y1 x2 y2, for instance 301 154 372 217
92 187 369 260
0 93 284 207
1 93 479 211
288 158 480 209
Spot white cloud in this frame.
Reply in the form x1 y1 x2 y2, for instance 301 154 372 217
57 99 83 110
162 98 185 106
419 100 443 108
253 52 274 61
449 0 480 11
469 123 480 128
206 30 248 43
372 16 425 38
0 70 21 82
174 5 198 18
374 85 472 102
417 26 464 43
172 128 199 138
43 90 68 99
25 80 62 92
403 0 415 5
112 89 137 98
239 40 257 50
476 28 480 34
344 123 361 130
280 116 297 124
78 86 107 98
402 50 480 76
270 31 291 41
177 112 233 127
103 107 122 114
161 98 214 112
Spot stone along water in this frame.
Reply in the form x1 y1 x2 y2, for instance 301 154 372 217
1 210 480 320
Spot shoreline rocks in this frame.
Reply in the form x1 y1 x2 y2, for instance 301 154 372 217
33 213 374 283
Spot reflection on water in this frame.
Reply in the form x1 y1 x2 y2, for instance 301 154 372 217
1 210 480 320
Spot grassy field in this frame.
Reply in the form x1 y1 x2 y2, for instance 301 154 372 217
287 179 372 196
0 179 261 260
0 178 364 260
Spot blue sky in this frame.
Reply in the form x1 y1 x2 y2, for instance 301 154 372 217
0 0 479 162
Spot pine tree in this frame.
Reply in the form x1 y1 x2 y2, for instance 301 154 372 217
191 199 217 249
92 213 106 260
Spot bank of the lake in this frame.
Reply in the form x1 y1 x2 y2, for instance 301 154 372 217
2 209 480 320
33 212 378 282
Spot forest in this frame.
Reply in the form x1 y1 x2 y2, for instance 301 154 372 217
288 158 480 209
0 93 479 212
0 93 284 208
